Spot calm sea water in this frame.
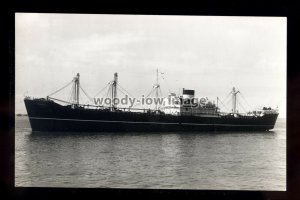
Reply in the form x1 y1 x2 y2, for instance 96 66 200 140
15 117 286 190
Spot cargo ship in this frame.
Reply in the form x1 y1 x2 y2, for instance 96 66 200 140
24 71 279 132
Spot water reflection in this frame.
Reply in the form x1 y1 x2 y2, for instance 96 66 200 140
15 118 285 190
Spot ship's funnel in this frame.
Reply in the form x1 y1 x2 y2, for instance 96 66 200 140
182 88 195 100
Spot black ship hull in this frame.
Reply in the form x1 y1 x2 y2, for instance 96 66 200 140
24 99 278 132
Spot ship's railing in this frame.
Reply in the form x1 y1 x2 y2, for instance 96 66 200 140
47 96 163 113
25 96 50 101
46 96 277 116
217 111 267 117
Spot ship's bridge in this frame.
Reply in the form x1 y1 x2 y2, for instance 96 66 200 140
162 92 181 115
182 89 195 100
161 89 218 116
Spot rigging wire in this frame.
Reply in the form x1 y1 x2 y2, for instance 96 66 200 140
79 91 84 105
79 85 93 101
116 83 135 98
223 97 233 108
239 92 253 111
237 99 248 113
93 82 111 98
145 87 155 98
218 98 231 112
159 87 163 98
221 92 232 106
160 74 172 93
131 87 155 108
116 84 131 97
118 87 136 106
47 80 73 97
106 84 112 98
116 87 127 96
68 83 75 104
157 87 164 109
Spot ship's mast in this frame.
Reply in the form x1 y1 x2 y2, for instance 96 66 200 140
154 68 160 110
111 72 118 110
231 87 239 114
73 73 80 106
156 68 158 102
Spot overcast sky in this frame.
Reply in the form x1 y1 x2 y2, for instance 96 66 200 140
15 13 286 117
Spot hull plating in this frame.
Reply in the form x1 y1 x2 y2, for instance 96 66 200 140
24 99 278 132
